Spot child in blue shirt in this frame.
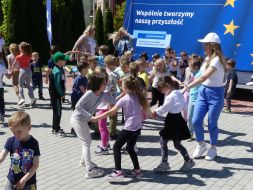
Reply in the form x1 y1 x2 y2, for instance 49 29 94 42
0 111 40 190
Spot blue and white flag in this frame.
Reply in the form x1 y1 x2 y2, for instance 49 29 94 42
46 0 52 46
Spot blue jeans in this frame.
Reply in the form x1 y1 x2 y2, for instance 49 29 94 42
4 179 37 190
192 85 224 145
187 100 196 136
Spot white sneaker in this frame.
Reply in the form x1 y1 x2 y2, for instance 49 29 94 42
85 168 104 178
205 147 217 161
30 98 37 106
17 99 25 106
79 160 97 168
193 143 208 159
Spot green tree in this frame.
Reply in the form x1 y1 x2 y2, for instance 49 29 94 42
69 0 85 43
95 7 104 46
114 1 126 31
104 9 114 53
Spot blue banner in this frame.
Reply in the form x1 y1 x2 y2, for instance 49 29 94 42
46 0 52 46
124 0 253 72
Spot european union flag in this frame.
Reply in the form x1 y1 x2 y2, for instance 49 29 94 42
124 0 253 71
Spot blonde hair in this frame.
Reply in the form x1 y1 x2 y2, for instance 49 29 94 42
123 76 148 111
32 52 39 57
154 58 167 74
83 24 96 36
108 27 131 44
8 111 31 128
205 43 226 70
129 62 139 77
104 55 116 67
9 43 20 56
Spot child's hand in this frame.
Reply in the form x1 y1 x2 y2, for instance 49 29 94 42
90 116 97 123
151 111 157 119
14 178 26 190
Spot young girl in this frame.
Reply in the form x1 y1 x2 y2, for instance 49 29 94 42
91 76 149 180
11 42 36 106
153 76 195 172
187 57 202 139
70 73 116 178
149 58 180 107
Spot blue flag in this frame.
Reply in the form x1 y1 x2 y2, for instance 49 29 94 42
46 0 52 46
124 0 253 72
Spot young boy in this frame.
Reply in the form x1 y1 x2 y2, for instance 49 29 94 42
224 59 238 113
0 111 40 190
31 52 45 100
96 45 109 68
49 52 68 135
71 61 89 110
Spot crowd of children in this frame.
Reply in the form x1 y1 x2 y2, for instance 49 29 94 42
0 31 240 188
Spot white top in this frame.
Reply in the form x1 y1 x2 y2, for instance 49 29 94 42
0 64 8 88
88 37 96 55
201 56 225 87
0 38 5 52
152 70 171 88
156 90 185 115
7 54 20 69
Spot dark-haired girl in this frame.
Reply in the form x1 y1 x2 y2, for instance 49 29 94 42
70 73 116 178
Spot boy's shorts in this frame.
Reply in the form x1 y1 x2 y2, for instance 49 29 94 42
5 179 37 190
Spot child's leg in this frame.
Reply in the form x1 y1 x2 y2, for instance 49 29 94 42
0 88 5 116
98 109 109 148
187 100 195 136
24 70 35 99
160 137 169 162
126 130 141 169
52 98 62 132
109 113 117 137
71 119 93 171
150 87 158 107
173 140 190 161
12 70 19 96
18 69 26 100
38 78 43 98
113 130 128 170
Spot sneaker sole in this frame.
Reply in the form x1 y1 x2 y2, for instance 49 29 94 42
153 168 170 173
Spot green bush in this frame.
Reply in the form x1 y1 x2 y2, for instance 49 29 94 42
104 9 114 53
95 7 104 46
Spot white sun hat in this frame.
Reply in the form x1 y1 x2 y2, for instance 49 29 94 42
198 32 221 44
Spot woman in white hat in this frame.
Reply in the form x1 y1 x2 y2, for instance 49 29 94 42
182 32 226 161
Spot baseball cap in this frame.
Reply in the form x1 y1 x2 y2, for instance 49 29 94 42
53 52 69 63
198 32 221 44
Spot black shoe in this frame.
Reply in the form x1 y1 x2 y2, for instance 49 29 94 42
51 129 56 134
56 129 66 137
39 97 46 100
71 128 76 135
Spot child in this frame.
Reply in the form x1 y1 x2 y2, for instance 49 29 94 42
153 76 195 172
31 52 45 100
106 55 120 140
149 58 171 107
49 52 68 136
96 45 109 68
187 58 202 139
224 59 238 113
7 43 20 97
0 111 40 190
70 73 116 178
71 62 89 110
87 56 97 79
91 76 149 180
179 51 189 81
11 42 36 106
136 59 149 90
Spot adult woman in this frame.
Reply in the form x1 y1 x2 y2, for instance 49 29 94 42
71 24 98 61
108 27 133 57
183 32 226 161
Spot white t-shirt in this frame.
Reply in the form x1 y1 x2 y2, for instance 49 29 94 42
152 70 171 88
201 56 225 87
7 54 20 69
0 64 7 88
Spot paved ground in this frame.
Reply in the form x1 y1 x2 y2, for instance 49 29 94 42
0 78 253 190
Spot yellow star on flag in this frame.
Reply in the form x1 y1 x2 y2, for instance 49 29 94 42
224 20 240 36
224 0 236 8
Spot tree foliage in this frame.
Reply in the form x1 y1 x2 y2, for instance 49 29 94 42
104 9 114 53
114 1 126 31
95 7 104 46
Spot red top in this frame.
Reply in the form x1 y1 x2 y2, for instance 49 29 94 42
16 54 31 69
